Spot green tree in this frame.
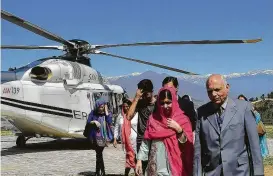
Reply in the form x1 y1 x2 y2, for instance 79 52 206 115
255 97 258 101
249 97 254 102
268 91 273 98
261 94 265 100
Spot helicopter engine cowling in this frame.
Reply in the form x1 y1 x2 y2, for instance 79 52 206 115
28 63 64 82
29 66 52 80
21 60 72 82
21 59 103 84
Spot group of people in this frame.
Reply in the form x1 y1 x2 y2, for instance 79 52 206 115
84 74 268 176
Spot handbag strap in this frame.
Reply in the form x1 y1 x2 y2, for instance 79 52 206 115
131 125 137 134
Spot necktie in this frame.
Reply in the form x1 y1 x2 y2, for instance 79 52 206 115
218 107 224 117
217 107 224 130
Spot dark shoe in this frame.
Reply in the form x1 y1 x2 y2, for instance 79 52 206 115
100 163 105 176
95 163 101 176
95 170 105 176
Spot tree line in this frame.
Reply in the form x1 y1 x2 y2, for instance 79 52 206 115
248 91 273 102
251 91 273 125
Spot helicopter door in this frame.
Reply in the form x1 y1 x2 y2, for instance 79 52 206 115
41 85 72 135
68 91 91 136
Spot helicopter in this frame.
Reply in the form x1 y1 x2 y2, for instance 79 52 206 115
0 9 262 147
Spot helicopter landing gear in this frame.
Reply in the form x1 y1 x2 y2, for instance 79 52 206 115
16 135 32 148
16 135 26 147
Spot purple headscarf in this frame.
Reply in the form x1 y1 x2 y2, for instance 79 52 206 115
95 98 106 109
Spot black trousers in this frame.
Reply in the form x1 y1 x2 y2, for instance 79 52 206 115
95 146 105 175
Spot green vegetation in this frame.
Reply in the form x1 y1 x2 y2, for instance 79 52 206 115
255 100 273 125
0 130 14 136
267 91 273 99
265 125 273 139
264 156 273 166
249 91 273 125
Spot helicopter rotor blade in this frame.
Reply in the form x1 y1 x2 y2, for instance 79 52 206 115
1 10 74 48
94 50 198 75
94 39 262 49
1 45 64 50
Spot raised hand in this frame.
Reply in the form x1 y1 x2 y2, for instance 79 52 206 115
167 118 182 133
135 89 143 100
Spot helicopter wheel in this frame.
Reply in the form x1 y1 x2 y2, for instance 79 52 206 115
16 135 26 148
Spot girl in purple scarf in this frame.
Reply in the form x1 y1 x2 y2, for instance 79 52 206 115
87 98 113 176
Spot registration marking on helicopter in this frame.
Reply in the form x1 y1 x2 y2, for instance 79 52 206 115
88 73 99 82
73 110 88 120
2 87 20 94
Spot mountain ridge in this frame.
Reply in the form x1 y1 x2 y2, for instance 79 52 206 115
105 69 273 106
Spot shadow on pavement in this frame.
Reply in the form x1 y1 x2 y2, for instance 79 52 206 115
78 171 124 176
1 138 98 156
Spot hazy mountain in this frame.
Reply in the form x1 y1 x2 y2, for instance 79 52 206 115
106 69 273 106
107 71 208 106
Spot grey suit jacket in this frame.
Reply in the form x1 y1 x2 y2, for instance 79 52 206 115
193 98 264 176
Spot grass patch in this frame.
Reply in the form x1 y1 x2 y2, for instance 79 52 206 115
0 130 14 136
265 125 273 139
264 156 273 165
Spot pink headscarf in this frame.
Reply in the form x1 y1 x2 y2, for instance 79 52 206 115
144 86 193 176
121 100 136 168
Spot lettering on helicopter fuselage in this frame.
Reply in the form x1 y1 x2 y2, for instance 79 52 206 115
73 110 88 120
2 87 20 94
88 74 98 82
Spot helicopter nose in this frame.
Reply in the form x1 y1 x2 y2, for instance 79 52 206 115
30 66 52 80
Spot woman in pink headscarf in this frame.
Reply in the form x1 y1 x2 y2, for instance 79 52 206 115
136 86 194 176
113 99 138 176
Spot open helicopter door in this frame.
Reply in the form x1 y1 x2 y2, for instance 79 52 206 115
67 89 115 137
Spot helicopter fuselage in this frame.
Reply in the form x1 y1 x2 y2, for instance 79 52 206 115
1 59 125 140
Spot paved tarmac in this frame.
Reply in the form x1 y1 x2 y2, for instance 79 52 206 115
1 136 129 176
1 136 273 176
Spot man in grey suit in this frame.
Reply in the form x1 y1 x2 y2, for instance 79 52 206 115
193 74 264 176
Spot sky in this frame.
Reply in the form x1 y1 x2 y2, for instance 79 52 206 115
1 0 273 77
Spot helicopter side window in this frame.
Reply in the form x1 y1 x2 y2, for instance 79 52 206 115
114 93 121 114
110 93 118 115
107 92 114 114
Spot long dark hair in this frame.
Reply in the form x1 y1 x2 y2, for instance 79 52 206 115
159 89 172 101
122 98 132 106
162 76 178 88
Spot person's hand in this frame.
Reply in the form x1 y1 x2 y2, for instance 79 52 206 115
136 160 143 176
104 104 108 112
167 118 182 133
91 120 101 128
104 104 109 115
113 139 117 148
135 89 143 100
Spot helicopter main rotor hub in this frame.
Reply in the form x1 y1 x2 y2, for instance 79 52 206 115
66 39 92 56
